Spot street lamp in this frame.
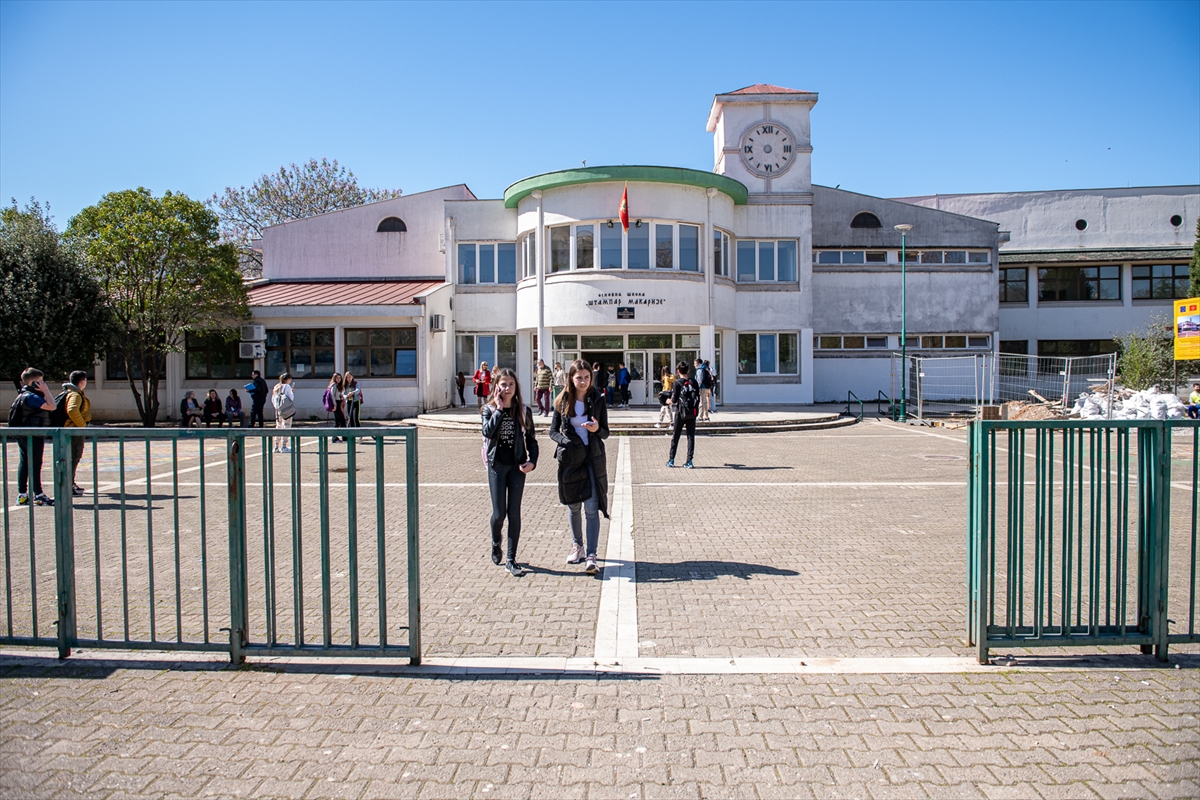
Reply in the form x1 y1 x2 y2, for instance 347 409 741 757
894 224 913 420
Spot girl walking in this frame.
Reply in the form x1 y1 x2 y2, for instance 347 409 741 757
481 368 538 577
655 366 675 428
552 361 565 405
271 373 295 453
328 373 347 441
473 361 491 410
549 359 610 574
343 372 362 428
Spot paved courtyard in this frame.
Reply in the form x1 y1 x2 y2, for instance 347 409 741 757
1 420 1197 798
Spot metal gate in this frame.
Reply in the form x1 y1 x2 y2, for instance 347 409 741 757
967 419 1198 663
1 427 421 664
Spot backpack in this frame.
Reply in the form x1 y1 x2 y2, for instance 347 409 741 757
7 392 27 427
272 388 296 420
696 366 713 390
48 391 70 427
321 387 335 412
677 378 700 418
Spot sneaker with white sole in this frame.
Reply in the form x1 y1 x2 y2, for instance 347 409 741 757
585 554 598 574
566 543 585 564
33 493 54 507
17 493 29 506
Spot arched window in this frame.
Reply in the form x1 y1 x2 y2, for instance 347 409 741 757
850 212 882 229
376 217 407 233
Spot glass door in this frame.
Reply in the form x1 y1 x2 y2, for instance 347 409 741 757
625 352 647 405
651 351 673 402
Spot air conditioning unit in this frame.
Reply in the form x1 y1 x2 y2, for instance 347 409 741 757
239 342 266 359
240 324 266 342
429 314 446 332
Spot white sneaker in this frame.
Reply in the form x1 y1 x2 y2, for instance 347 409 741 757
280 446 291 453
585 554 598 574
653 422 661 428
566 543 585 564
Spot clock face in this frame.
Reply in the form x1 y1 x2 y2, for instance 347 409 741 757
739 121 795 177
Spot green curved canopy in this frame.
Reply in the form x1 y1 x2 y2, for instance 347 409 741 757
503 166 748 209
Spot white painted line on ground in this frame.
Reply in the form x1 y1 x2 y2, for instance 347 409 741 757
594 437 637 661
635 481 967 487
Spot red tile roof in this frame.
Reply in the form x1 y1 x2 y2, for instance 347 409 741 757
247 280 443 307
726 83 812 95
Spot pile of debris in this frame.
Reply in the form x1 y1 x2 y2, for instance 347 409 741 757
1003 399 1063 420
1070 386 1189 420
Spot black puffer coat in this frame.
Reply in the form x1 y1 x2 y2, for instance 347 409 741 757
548 388 610 518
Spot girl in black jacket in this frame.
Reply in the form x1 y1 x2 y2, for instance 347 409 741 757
481 368 538 577
548 359 610 574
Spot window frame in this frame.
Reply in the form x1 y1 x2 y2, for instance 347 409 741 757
185 332 256 380
1037 265 1121 302
736 240 799 283
459 241 518 285
737 332 800 375
999 267 1029 303
265 328 336 381
526 219 714 274
455 333 517 376
344 327 419 379
1132 264 1190 300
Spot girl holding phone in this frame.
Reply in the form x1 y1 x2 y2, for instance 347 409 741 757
481 368 538 577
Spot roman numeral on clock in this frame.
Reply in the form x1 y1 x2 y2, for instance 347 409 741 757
760 125 775 134
744 145 753 153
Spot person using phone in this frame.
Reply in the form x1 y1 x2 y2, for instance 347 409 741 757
548 359 610 574
10 367 57 506
481 368 538 577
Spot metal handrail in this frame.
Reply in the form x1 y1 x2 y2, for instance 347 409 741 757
876 390 894 420
845 391 864 422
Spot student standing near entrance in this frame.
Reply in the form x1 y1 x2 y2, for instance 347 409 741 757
549 359 610 574
655 366 675 428
247 369 269 428
616 362 630 409
694 358 712 422
552 362 566 405
62 370 91 497
473 361 491 410
666 361 700 468
533 358 553 416
271 373 295 453
481 368 538 577
10 367 57 506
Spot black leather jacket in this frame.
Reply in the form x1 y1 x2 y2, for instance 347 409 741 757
548 388 610 517
481 404 539 469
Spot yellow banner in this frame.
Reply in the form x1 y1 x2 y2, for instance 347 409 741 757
1176 297 1200 360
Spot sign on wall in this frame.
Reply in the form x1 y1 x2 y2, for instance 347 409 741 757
1176 297 1200 361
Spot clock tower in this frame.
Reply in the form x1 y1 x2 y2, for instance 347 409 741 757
707 84 817 198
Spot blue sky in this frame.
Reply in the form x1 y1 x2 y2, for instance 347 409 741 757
2 0 1197 226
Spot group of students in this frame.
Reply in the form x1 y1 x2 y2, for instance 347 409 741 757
465 360 569 416
480 358 704 577
7 367 93 507
322 372 363 442
179 369 272 429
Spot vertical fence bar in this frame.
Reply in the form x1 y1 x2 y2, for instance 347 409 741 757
198 438 210 643
1033 427 1045 638
172 440 182 643
375 435 387 649
406 428 421 665
966 422 976 646
262 433 276 647
26 435 38 639
91 436 101 641
346 434 359 649
319 436 332 648
290 436 304 646
119 438 128 641
1190 427 1198 638
226 433 248 664
145 438 156 643
2 438 11 638
53 430 76 659
1152 423 1169 661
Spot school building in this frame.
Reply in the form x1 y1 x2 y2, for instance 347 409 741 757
14 84 1197 421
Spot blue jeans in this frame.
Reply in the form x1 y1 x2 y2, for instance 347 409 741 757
568 460 601 557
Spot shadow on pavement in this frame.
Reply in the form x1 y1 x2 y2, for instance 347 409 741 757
628 559 800 582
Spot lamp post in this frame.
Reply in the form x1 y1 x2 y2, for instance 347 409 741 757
894 224 913 420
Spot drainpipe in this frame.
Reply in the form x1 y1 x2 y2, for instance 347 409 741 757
701 187 717 370
534 191 547 364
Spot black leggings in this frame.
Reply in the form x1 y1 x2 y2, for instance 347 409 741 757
487 461 526 561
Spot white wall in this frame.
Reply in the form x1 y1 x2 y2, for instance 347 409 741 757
813 356 894 403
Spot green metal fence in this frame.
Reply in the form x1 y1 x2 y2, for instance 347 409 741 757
968 419 1199 664
0 426 421 665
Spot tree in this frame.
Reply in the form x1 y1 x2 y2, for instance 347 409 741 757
210 158 402 278
1114 314 1176 391
66 188 248 426
1 200 114 389
1190 216 1200 298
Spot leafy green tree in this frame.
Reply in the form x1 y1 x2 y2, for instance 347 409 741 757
1190 217 1200 298
1114 313 1178 391
1 200 113 389
210 158 402 277
66 189 248 426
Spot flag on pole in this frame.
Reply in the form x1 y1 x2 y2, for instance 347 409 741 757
618 183 629 232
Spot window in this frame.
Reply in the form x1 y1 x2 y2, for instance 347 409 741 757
815 335 890 350
737 240 798 282
841 251 865 264
460 242 517 284
999 267 1028 303
713 230 731 277
1038 339 1118 358
601 223 622 269
1038 266 1120 301
737 333 799 375
376 217 407 233
576 225 594 270
968 251 990 263
628 334 673 349
550 226 570 273
679 225 700 272
521 233 536 278
456 334 516 375
1132 264 1189 299
345 328 417 378
553 334 578 349
851 212 881 228
106 347 166 382
627 222 650 269
999 340 1029 355
265 329 335 379
185 332 255 380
